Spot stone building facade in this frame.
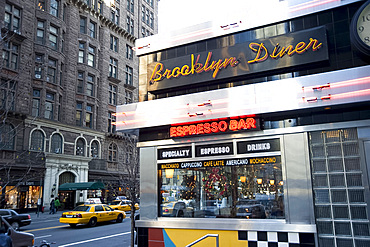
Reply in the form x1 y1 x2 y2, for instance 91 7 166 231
0 0 158 211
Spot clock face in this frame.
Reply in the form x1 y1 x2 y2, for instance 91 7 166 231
357 3 370 47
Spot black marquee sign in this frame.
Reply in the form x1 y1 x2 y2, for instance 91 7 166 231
148 26 329 91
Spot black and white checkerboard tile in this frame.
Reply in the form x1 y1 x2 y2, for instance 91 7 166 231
238 231 315 247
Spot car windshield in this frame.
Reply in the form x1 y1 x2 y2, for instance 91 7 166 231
73 206 90 212
110 201 121 205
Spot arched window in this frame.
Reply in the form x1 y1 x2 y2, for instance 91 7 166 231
108 143 117 162
59 171 75 186
30 130 44 151
91 140 99 158
0 123 15 150
51 133 63 154
76 138 85 156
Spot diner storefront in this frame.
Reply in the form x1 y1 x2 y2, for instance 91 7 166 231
116 1 370 246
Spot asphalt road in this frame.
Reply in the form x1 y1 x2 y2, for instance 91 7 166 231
20 211 134 247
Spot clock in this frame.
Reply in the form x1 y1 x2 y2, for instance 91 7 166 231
350 0 370 56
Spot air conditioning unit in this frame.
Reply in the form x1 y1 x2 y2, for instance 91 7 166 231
46 77 50 82
55 148 61 154
35 74 41 79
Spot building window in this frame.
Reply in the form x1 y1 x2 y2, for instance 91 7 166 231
36 20 45 44
98 0 103 14
30 130 44 151
146 9 150 25
150 12 154 28
126 45 133 60
91 140 99 158
108 143 117 162
0 79 16 111
77 72 84 93
110 35 118 52
78 42 85 63
76 102 83 126
61 31 65 53
4 3 21 32
141 27 146 38
111 8 119 25
109 58 117 78
32 89 41 117
44 92 54 119
125 66 133 85
127 0 134 13
75 138 85 156
50 133 62 154
50 0 59 17
49 25 58 50
35 54 43 79
89 21 96 38
86 75 94 97
109 84 117 105
60 63 64 85
0 123 15 150
88 46 95 67
80 17 86 34
108 112 116 133
141 5 145 22
85 105 93 128
47 58 57 83
37 0 45 11
126 17 134 35
2 42 19 70
125 90 133 104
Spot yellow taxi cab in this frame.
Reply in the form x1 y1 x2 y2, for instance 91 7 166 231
109 200 139 212
59 204 126 227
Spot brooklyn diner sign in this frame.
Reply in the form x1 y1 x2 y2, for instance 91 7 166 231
148 26 328 91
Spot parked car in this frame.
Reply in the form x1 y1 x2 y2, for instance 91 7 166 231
0 215 34 247
59 204 126 227
0 209 32 230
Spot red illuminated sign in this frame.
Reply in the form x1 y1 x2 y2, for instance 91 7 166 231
170 117 259 137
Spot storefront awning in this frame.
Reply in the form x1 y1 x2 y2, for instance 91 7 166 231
59 182 105 191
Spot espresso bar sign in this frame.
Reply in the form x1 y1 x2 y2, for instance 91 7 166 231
195 142 234 157
148 26 328 91
237 138 280 154
158 146 192 160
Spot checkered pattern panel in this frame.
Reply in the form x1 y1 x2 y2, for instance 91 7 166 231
238 231 315 247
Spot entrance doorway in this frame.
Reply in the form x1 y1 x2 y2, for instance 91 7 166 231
58 172 76 209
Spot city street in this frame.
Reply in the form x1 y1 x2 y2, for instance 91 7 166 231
20 211 133 247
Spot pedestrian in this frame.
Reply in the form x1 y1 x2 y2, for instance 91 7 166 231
54 197 61 212
0 222 12 247
50 196 55 214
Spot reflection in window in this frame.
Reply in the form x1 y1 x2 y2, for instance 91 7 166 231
51 133 62 153
159 158 284 219
30 130 44 151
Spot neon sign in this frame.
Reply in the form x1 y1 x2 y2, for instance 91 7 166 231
149 52 239 84
147 26 328 92
170 117 259 137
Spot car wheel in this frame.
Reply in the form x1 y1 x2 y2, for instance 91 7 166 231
11 221 20 230
69 223 77 228
88 217 97 227
116 214 123 223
